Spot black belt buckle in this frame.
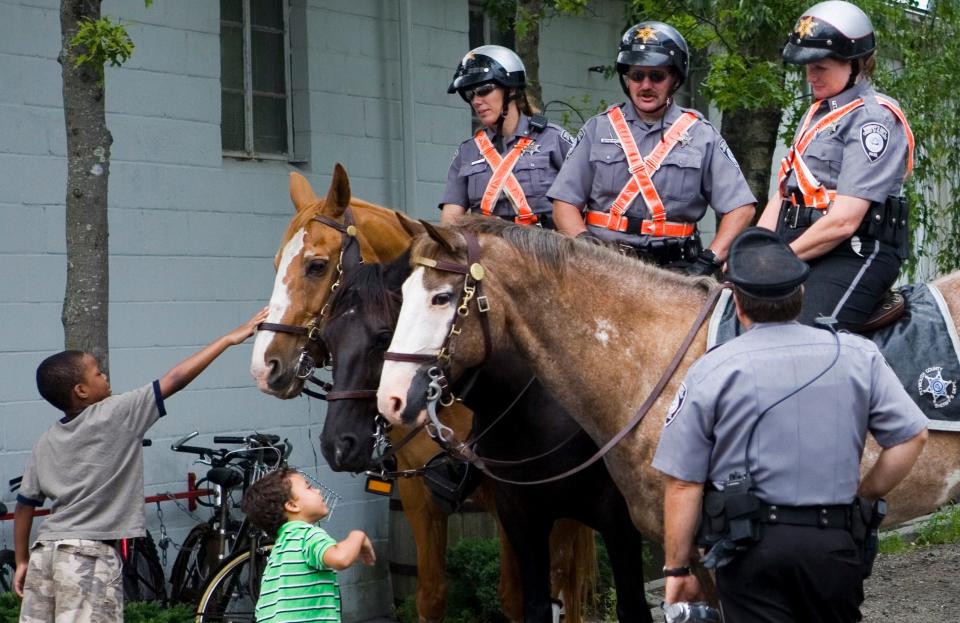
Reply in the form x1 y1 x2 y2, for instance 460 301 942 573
791 205 802 229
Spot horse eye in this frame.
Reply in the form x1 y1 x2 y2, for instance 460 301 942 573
374 331 392 349
431 292 453 306
305 259 328 277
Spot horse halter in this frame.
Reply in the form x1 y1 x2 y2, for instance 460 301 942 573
256 206 365 399
383 230 493 436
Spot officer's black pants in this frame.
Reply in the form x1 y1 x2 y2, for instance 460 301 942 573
798 237 900 332
716 524 864 623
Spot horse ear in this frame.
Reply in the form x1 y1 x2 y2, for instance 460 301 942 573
419 220 459 254
289 172 319 214
321 163 351 218
396 212 425 238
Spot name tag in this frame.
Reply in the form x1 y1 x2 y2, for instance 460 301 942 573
470 158 486 166
600 138 622 145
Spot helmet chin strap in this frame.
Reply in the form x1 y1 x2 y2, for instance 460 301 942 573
494 87 514 153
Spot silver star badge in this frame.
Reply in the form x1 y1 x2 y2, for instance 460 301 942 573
522 142 541 156
678 131 692 147
918 366 957 409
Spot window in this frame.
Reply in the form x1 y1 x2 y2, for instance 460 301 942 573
221 0 292 158
469 1 515 50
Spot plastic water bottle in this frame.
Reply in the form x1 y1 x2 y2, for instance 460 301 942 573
662 601 722 623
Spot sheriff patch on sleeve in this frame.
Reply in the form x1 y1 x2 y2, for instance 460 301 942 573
718 139 741 169
860 122 889 162
664 382 687 427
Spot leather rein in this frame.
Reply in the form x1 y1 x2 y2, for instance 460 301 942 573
384 229 727 486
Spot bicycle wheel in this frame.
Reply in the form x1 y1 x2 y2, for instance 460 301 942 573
195 545 272 623
170 524 220 604
0 549 14 593
122 532 167 605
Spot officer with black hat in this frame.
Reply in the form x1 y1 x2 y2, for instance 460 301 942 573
758 0 915 332
548 21 755 274
653 227 928 622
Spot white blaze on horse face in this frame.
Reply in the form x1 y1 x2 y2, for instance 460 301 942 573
250 229 306 386
377 267 456 425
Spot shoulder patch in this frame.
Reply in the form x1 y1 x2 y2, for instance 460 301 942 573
664 383 687 427
559 128 575 146
717 139 740 169
860 122 890 162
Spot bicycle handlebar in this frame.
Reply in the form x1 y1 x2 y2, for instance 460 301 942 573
212 436 246 444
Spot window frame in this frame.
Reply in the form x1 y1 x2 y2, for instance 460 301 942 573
221 0 294 160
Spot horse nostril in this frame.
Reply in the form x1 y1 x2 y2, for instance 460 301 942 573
265 358 283 383
388 396 403 418
336 434 357 458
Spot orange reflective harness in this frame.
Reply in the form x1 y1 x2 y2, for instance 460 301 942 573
778 96 915 210
475 131 539 225
586 105 699 237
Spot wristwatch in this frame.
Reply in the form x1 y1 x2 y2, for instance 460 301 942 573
662 566 691 577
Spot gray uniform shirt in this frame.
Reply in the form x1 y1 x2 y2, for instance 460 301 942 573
547 102 756 247
782 81 909 204
19 382 166 540
440 114 574 219
652 322 927 506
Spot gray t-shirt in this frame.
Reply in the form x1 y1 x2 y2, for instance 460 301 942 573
18 382 165 540
652 322 927 506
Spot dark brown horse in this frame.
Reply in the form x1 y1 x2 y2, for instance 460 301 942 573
377 216 960 545
250 170 597 621
319 252 649 622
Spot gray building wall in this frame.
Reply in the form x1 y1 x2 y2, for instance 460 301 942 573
0 0 627 619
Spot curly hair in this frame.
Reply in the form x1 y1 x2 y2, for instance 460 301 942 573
241 467 296 537
36 350 87 411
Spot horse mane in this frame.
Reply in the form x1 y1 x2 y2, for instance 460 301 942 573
415 215 713 296
324 253 407 328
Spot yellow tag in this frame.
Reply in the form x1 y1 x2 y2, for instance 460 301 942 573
365 476 394 496
469 263 485 281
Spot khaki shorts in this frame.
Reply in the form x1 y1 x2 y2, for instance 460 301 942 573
20 539 123 623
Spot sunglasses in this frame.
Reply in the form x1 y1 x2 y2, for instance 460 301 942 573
462 83 498 100
625 69 670 84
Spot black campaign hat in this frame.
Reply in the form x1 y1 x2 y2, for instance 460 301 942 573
725 228 809 298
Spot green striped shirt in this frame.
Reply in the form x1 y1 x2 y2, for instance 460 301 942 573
256 521 340 622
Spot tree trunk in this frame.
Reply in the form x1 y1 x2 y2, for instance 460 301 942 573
60 0 112 372
515 0 544 111
720 106 783 216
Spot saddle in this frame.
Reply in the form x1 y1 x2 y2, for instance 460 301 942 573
858 290 907 334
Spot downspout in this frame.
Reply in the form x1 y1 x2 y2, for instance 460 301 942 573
398 0 418 214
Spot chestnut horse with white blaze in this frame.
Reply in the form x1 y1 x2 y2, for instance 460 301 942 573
250 168 597 622
377 217 960 547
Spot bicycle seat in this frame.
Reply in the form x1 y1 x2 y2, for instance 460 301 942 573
206 467 244 490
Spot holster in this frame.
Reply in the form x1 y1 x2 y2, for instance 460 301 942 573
696 481 762 550
851 497 887 579
631 231 702 267
857 196 910 260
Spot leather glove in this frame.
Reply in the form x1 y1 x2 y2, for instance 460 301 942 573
685 249 723 276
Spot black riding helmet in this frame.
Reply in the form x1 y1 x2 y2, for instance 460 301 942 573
616 21 690 95
783 0 876 65
448 45 527 103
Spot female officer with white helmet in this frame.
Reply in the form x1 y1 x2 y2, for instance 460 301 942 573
758 0 915 331
439 45 574 228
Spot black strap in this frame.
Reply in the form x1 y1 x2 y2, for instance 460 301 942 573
759 504 852 529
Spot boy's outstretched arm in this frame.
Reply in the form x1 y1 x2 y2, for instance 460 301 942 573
14 503 34 597
158 307 269 399
322 531 376 571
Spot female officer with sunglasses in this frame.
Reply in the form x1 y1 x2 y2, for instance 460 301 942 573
757 1 914 332
548 22 756 274
440 45 574 228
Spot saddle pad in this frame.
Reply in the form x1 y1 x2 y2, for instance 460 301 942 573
706 284 960 431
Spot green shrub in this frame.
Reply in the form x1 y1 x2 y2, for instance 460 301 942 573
394 595 418 623
915 505 960 547
445 538 507 623
878 531 910 554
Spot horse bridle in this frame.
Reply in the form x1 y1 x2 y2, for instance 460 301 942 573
256 207 367 400
385 228 728 485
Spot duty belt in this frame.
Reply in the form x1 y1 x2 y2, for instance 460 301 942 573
586 210 694 237
759 503 853 530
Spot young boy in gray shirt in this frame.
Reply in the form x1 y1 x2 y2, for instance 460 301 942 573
14 307 268 622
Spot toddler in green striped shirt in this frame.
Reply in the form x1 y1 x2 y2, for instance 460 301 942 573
242 467 376 622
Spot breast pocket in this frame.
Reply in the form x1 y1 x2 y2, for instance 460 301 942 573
656 149 703 202
514 154 554 197
588 144 629 203
460 162 491 207
803 139 844 187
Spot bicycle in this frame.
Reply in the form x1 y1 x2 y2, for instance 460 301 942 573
166 432 292 621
